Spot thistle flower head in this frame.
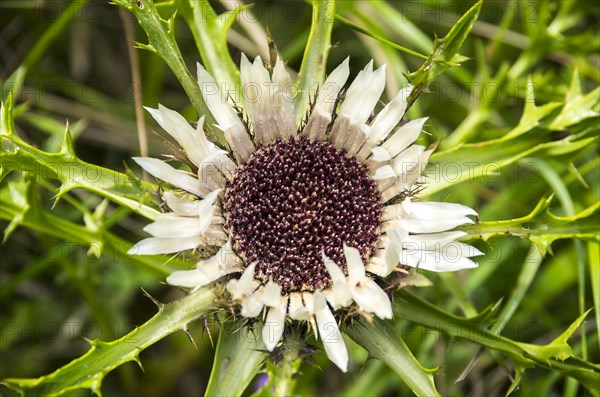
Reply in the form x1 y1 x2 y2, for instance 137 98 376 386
129 55 482 372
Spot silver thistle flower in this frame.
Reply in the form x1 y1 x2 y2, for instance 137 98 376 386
129 55 482 372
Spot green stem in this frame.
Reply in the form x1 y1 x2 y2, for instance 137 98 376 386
394 290 599 382
113 0 212 121
405 1 482 110
1 130 160 221
179 0 242 104
530 158 588 396
459 197 599 246
205 320 267 397
534 159 588 360
454 244 544 386
295 0 336 125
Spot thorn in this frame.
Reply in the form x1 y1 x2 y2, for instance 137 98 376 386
132 351 145 372
182 324 198 350
60 122 76 158
241 318 259 342
455 352 481 383
203 316 214 348
269 344 286 364
308 316 318 341
299 342 317 360
230 320 245 335
253 354 269 367
52 183 75 209
300 353 320 371
305 353 323 371
90 379 104 397
83 338 109 350
141 287 163 310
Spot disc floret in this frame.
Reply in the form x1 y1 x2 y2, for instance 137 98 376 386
222 137 383 294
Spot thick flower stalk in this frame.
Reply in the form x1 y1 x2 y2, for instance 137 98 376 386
129 55 482 372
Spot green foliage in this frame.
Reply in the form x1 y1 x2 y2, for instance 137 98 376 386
1 0 599 396
393 291 600 395
0 176 177 276
2 287 217 396
405 0 482 108
295 0 336 125
349 319 440 397
205 320 267 397
590 242 600 352
1 95 160 221
112 0 212 119
424 72 598 196
178 0 245 103
1 0 89 102
460 196 599 253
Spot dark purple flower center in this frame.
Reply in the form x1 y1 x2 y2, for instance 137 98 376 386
222 137 382 294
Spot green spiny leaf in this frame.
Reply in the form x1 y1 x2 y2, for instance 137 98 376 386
425 127 597 196
2 177 31 243
506 364 526 396
549 69 600 130
0 179 184 276
405 0 482 107
518 309 593 362
460 197 599 250
2 287 218 396
393 290 600 395
1 92 16 138
348 317 440 397
504 78 562 139
59 124 76 159
0 101 159 220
